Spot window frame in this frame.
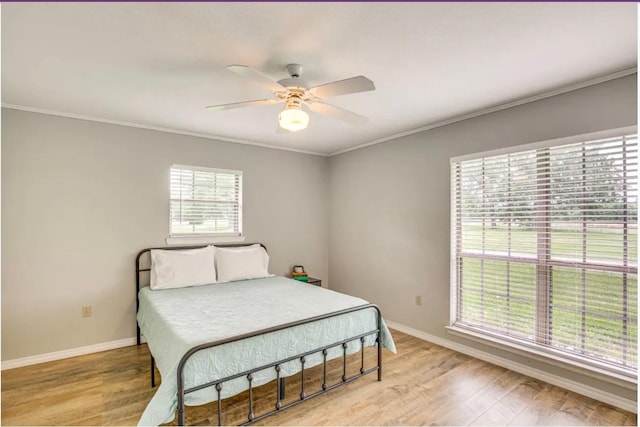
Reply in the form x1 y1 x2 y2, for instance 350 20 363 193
449 126 638 385
166 164 244 245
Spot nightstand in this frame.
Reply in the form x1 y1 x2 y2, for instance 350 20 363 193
307 277 322 287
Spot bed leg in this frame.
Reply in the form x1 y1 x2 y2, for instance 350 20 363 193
178 400 185 426
279 377 285 400
151 356 156 387
377 309 382 381
178 364 186 426
377 339 382 381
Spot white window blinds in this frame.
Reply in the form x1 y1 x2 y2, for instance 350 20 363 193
170 165 243 237
451 132 638 377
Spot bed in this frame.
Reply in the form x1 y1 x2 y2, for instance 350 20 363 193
135 243 396 426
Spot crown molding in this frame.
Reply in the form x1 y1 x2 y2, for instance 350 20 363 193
329 67 638 156
0 103 328 157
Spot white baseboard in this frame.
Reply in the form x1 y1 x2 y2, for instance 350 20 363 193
1 337 141 371
386 320 638 414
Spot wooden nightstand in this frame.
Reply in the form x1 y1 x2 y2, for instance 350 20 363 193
307 277 322 287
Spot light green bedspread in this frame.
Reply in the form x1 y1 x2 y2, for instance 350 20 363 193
136 275 396 426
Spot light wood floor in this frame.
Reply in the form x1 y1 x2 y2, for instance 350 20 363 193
1 330 636 426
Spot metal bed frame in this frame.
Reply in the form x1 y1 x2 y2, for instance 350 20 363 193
135 243 383 426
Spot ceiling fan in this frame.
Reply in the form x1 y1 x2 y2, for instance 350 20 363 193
206 64 375 132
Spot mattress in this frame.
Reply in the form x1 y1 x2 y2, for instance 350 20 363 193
136 275 396 426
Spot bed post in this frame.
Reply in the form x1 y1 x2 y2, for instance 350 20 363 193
151 356 156 387
136 252 142 346
377 306 382 381
178 367 186 426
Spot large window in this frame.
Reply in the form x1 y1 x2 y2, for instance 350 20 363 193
170 165 243 237
451 130 637 378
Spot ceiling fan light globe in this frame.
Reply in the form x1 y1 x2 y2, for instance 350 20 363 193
278 108 309 132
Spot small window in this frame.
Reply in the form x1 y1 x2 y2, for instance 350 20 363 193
170 164 243 238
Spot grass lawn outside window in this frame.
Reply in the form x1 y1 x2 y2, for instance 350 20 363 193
451 131 638 378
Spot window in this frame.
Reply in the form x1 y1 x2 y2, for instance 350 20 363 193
170 165 242 238
451 130 637 378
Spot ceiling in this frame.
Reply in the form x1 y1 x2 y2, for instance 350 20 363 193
2 3 637 156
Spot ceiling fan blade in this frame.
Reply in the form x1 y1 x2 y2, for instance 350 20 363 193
227 65 287 93
308 76 375 99
206 99 280 111
307 101 369 125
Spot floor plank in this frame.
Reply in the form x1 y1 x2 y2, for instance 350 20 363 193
546 392 599 425
508 382 570 426
1 330 636 426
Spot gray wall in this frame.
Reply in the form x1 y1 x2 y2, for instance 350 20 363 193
328 75 637 400
2 75 637 402
1 109 329 360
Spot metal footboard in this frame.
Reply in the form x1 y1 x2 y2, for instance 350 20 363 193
176 303 383 426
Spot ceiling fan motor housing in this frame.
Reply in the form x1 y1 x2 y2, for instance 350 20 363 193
286 96 303 110
276 64 309 91
285 63 303 78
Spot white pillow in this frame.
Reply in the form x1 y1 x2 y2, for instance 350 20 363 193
150 246 217 290
215 244 272 283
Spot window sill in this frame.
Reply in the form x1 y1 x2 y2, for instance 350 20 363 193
446 325 637 390
165 235 246 245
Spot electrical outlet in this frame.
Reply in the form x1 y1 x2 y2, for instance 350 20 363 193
415 295 422 306
82 305 92 318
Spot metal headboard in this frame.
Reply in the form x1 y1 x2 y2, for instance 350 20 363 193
135 243 267 345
